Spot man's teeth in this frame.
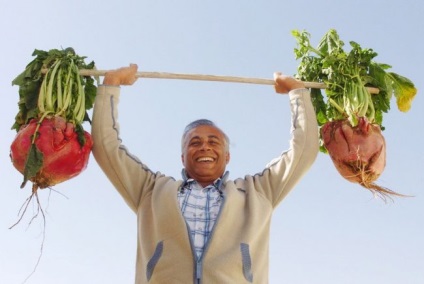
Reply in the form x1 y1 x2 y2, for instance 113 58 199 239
197 157 214 162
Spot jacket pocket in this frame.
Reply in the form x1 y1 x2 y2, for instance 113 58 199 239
146 241 164 281
240 243 253 283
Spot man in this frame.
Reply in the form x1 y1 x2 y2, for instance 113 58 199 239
92 64 319 283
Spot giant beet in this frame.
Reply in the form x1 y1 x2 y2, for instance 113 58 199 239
10 116 93 191
321 117 403 199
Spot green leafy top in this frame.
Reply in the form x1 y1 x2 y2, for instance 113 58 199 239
11 48 97 132
292 29 417 131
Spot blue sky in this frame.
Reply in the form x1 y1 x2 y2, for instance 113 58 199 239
1 0 423 283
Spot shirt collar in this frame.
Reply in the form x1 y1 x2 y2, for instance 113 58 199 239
181 169 229 188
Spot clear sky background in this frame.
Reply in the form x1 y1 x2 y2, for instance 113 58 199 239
1 1 423 283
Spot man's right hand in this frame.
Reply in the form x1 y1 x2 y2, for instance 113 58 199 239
103 64 138 86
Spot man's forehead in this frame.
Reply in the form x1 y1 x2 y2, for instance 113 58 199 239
186 125 225 139
189 134 221 140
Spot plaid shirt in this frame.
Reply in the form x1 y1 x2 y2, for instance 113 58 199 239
178 177 224 259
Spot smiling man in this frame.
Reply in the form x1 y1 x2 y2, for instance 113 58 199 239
92 64 319 283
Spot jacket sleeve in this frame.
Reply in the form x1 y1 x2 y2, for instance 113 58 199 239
91 85 158 212
253 88 319 207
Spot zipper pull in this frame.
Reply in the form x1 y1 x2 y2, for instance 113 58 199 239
196 261 202 282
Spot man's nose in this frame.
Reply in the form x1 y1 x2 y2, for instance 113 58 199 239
200 142 211 150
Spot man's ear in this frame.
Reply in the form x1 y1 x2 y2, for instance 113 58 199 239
225 152 230 164
181 154 185 165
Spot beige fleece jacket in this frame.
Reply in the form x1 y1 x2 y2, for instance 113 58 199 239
91 86 319 283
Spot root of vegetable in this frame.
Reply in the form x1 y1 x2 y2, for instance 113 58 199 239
321 117 405 200
10 116 93 190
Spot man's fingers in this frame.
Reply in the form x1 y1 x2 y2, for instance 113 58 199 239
117 64 138 85
129 63 138 72
273 72 288 94
273 72 282 81
103 64 139 86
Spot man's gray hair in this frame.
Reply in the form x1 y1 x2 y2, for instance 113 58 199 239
181 119 230 152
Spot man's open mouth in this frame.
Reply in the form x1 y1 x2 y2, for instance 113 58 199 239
196 157 215 162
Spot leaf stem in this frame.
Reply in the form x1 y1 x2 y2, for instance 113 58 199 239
328 98 345 115
45 60 60 111
31 112 52 144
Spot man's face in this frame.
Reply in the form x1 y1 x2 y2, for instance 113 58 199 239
181 125 230 187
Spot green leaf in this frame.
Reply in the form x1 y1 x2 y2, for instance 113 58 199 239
317 29 344 55
75 123 86 146
83 76 97 112
310 89 328 125
21 143 44 188
386 72 417 112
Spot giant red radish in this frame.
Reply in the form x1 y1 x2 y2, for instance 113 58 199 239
10 116 92 190
10 48 96 194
